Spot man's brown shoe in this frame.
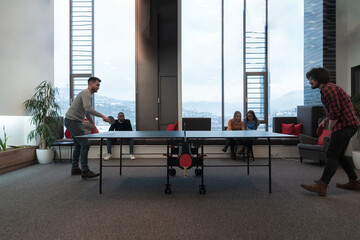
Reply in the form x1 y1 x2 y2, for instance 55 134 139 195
301 180 328 196
237 146 244 155
336 179 360 190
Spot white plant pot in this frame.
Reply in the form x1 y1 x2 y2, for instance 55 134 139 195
36 149 54 164
352 150 360 170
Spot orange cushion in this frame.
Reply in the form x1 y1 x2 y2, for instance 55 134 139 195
317 129 330 145
282 123 295 135
294 123 302 136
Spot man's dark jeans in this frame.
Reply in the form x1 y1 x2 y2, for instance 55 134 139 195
321 126 358 184
107 138 134 154
65 118 90 171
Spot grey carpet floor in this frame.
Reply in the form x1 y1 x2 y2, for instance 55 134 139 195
1 157 360 240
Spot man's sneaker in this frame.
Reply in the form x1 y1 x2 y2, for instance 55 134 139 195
104 153 112 160
81 170 100 179
336 179 360 190
71 168 81 175
130 154 136 160
300 180 328 196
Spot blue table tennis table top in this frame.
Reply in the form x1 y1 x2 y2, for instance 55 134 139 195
77 130 296 139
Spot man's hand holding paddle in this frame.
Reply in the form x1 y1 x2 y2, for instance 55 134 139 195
101 115 112 124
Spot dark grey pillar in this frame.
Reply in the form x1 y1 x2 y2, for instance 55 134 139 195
136 0 178 130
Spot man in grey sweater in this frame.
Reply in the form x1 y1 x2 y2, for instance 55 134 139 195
65 77 110 179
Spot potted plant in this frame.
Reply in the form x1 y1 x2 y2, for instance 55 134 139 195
23 80 60 164
350 94 360 169
0 126 9 152
0 126 37 174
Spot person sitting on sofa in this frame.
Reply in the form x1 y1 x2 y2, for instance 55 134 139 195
104 112 135 160
222 111 246 159
243 110 260 158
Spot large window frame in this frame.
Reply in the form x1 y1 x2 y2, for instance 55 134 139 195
65 0 304 132
70 0 94 103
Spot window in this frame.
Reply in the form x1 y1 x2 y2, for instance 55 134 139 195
182 0 222 130
54 0 70 116
268 0 304 128
57 0 304 132
224 0 244 128
94 0 136 131
55 0 135 131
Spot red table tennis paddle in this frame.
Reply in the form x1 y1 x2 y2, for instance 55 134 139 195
179 153 192 178
317 125 324 137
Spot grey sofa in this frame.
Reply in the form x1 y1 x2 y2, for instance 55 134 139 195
272 105 325 145
297 133 330 166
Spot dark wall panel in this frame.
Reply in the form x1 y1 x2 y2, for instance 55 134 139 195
136 0 178 130
136 0 159 130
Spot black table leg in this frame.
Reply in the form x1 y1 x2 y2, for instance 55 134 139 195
165 141 171 194
199 143 206 194
120 139 122 176
100 138 103 194
268 137 272 193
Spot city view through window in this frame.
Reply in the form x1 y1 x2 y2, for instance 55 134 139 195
55 0 304 131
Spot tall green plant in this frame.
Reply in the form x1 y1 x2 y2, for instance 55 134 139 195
23 81 60 149
351 94 360 121
0 126 9 151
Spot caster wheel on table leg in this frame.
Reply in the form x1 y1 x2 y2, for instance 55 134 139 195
169 168 176 176
195 168 202 176
199 185 206 194
165 184 172 194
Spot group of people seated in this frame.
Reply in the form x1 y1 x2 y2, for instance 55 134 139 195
103 110 258 161
222 110 259 160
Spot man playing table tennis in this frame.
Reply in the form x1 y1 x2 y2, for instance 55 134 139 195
65 77 111 179
301 67 360 196
104 112 135 160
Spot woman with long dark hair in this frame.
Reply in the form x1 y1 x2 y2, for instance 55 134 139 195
243 110 259 158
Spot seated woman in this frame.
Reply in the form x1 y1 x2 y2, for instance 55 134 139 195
243 110 259 158
222 111 245 159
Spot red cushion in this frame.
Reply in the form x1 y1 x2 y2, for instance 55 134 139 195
166 121 179 131
166 124 176 131
294 123 302 136
65 120 99 137
174 121 179 131
317 129 330 145
92 126 99 134
282 123 295 135
65 129 71 138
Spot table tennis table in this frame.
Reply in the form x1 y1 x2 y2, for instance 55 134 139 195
76 130 295 194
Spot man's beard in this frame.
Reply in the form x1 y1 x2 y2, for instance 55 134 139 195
92 87 98 92
311 82 320 89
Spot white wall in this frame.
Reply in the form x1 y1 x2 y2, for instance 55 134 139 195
0 0 54 116
337 0 360 156
0 116 35 147
0 0 54 145
336 0 360 92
